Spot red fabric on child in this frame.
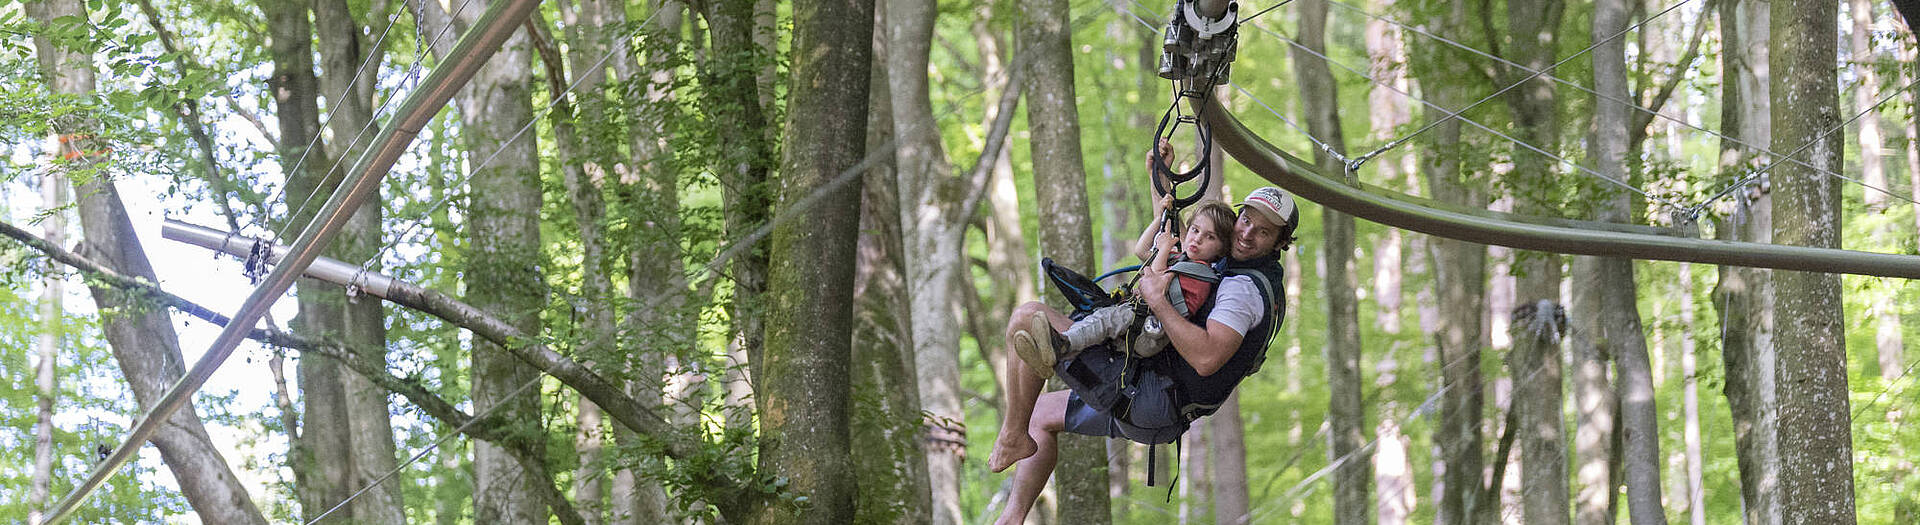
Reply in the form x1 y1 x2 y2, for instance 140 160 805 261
1176 274 1212 317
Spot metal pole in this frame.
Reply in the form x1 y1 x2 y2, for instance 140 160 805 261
1204 106 1920 279
40 0 544 521
161 219 396 298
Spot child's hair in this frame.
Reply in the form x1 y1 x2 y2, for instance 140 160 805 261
1184 200 1237 255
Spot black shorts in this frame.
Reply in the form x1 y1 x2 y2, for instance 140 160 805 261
1057 345 1188 445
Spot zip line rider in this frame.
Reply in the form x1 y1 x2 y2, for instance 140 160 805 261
985 163 1298 525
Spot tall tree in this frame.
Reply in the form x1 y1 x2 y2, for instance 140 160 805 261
885 0 972 519
1585 0 1665 522
610 1 684 521
416 0 552 519
1292 2 1367 523
1493 0 1566 306
696 0 775 411
851 4 934 519
30 0 268 521
1489 0 1573 520
1506 299 1570 524
261 0 348 516
1409 1 1488 522
749 0 873 519
1848 0 1905 380
1365 0 1411 333
311 1 405 521
1711 0 1778 522
28 145 69 525
538 1 630 522
1018 0 1108 517
1772 0 1856 521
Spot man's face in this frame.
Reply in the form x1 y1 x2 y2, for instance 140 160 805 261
1231 209 1283 261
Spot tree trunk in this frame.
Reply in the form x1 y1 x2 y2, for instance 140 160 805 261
885 0 970 521
260 0 348 516
700 0 775 401
852 8 934 520
1409 3 1487 523
441 2 550 520
1018 0 1108 519
1210 394 1250 525
28 155 68 525
1499 0 1566 307
1365 0 1411 334
546 2 626 522
1771 0 1856 521
1848 0 1906 380
311 1 405 521
1679 264 1705 525
749 0 873 519
1589 2 1666 523
1712 0 1780 522
30 2 269 522
611 1 684 521
1505 298 1570 525
1291 3 1367 524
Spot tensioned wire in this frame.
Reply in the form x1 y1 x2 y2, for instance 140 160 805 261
1139 0 1920 219
269 0 481 243
1245 20 1694 212
1114 0 1690 212
1349 0 1699 169
1104 0 1683 519
302 372 545 525
254 0 413 233
1690 73 1920 216
1314 0 1851 188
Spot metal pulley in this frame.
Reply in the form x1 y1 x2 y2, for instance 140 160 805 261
1157 0 1240 83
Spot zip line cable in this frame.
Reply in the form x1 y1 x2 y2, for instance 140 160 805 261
1349 0 1697 169
256 3 413 231
354 7 666 278
1235 16 1695 212
1691 73 1920 217
1114 0 1690 212
270 0 481 243
303 373 547 525
1316 0 1852 187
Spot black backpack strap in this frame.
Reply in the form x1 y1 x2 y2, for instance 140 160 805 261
1223 267 1283 375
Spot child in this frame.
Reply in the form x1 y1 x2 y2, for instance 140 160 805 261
1012 197 1237 378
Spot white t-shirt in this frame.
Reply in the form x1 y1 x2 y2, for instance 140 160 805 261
1207 275 1263 336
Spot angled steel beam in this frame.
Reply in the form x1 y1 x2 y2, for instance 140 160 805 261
1205 105 1920 279
42 0 545 521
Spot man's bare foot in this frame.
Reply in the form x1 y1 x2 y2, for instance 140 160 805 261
987 432 1037 473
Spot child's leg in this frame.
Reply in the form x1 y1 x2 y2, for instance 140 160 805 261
1129 318 1173 357
1060 303 1139 351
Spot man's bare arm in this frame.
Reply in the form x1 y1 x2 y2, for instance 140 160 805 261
1140 269 1243 376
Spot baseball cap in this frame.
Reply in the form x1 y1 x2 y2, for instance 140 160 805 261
1239 186 1297 230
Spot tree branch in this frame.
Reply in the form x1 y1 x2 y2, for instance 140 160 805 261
957 59 1027 222
1628 0 1716 147
154 220 752 501
133 0 280 149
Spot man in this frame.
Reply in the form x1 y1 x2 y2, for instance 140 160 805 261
985 186 1298 525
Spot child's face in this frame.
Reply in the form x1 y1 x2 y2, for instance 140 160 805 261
1182 214 1226 262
